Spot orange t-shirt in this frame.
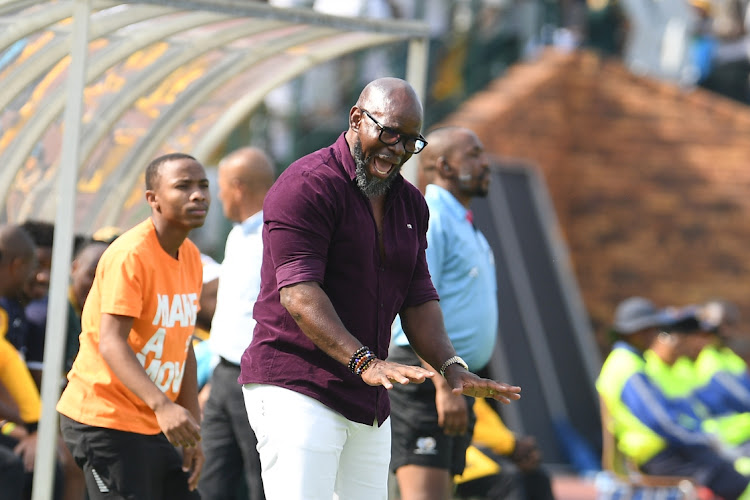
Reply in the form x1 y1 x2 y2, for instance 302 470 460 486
57 218 203 434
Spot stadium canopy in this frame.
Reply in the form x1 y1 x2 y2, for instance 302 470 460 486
0 0 430 232
0 3 429 499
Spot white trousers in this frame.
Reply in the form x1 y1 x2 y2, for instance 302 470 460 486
242 383 391 500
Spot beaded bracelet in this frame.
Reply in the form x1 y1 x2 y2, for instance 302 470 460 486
357 355 377 374
348 346 377 375
347 346 370 373
353 350 377 375
355 351 376 373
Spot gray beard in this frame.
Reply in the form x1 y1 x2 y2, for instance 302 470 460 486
353 140 398 197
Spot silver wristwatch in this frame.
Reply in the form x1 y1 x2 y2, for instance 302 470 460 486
439 355 468 377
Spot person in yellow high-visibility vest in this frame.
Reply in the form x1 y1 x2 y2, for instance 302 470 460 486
598 297 750 500
646 302 750 454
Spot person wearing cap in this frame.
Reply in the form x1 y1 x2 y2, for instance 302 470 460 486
691 301 750 415
669 301 750 451
642 306 729 435
597 297 750 500
643 304 718 397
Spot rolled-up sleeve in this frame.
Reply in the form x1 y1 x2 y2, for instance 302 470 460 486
265 169 336 290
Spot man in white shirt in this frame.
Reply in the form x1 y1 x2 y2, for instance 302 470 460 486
198 147 275 500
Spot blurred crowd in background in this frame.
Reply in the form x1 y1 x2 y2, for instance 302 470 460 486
186 0 750 259
226 0 750 174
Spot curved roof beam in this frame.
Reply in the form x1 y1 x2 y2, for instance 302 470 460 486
0 0 430 224
193 33 402 164
73 21 289 220
0 0 114 53
2 17 277 209
4 11 232 217
0 0 57 16
131 0 430 37
94 25 341 228
0 4 176 123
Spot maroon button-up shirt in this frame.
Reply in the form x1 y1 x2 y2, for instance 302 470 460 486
239 133 438 425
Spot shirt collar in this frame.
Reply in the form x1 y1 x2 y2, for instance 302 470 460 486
239 210 263 234
334 132 358 181
425 184 470 222
614 340 646 359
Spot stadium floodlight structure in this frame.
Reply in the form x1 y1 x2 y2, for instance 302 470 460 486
0 2 429 499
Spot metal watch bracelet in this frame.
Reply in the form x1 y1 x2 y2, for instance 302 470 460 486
439 355 468 377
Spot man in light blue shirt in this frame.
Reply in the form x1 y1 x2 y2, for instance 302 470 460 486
198 147 275 500
390 126 499 500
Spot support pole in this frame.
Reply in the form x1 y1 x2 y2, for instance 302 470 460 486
31 1 91 498
403 35 429 185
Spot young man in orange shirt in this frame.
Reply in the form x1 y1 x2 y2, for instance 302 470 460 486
57 153 209 500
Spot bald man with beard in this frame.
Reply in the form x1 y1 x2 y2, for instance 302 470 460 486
198 147 274 500
238 78 520 500
389 127 496 500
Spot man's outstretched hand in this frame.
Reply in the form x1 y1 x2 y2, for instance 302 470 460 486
444 365 521 404
360 358 520 405
361 359 435 389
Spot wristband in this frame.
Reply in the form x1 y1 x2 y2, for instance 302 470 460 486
1 422 16 435
347 346 378 376
347 346 369 373
439 355 468 377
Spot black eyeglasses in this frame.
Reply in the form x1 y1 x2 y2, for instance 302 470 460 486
361 109 427 154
